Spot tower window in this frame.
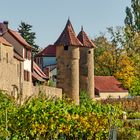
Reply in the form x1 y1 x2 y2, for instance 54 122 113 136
64 45 68 51
88 51 91 54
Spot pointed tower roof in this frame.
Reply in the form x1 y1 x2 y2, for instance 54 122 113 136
77 26 95 48
54 19 82 46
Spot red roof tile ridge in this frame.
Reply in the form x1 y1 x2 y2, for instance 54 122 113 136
36 44 56 57
33 61 47 78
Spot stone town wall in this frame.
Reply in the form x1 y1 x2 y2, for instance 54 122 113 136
22 81 33 101
99 92 128 99
32 85 62 99
0 43 25 103
2 31 32 102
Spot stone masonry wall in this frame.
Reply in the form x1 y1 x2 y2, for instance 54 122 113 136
32 85 62 99
99 92 128 99
0 44 23 101
56 45 79 105
79 47 94 99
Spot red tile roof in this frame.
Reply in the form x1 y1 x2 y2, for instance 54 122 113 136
95 76 128 92
33 61 48 79
8 29 31 49
36 45 56 57
54 19 83 46
14 51 24 61
0 36 12 46
32 71 45 82
77 27 95 48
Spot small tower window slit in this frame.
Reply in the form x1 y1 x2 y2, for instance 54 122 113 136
64 45 69 51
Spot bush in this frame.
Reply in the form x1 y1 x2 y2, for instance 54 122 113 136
0 92 123 140
118 120 140 140
0 91 17 139
127 112 140 119
117 127 137 140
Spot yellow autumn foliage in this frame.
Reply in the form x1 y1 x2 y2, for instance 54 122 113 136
115 55 135 89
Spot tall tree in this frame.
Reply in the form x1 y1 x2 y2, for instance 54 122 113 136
94 27 125 76
125 0 140 31
124 0 140 79
18 22 39 55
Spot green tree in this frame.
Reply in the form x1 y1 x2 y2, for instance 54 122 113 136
130 77 140 96
18 22 39 55
124 0 140 95
125 0 140 31
94 27 125 76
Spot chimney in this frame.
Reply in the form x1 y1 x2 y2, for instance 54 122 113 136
3 21 8 28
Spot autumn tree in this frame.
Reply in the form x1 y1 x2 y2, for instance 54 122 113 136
94 36 117 76
124 0 140 95
94 27 125 76
94 27 138 93
18 22 39 55
94 0 140 95
114 54 135 89
124 0 140 72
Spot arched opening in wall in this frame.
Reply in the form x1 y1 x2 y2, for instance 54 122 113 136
11 85 19 100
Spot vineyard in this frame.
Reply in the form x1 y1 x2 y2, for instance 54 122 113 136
0 91 140 140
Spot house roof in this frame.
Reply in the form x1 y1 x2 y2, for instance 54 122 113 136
0 36 12 46
33 61 48 80
95 76 128 92
54 19 83 46
14 51 24 61
43 64 57 72
32 71 46 82
8 29 31 49
36 45 56 57
77 27 95 48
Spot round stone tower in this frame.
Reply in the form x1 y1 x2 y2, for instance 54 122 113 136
54 20 82 105
77 27 95 99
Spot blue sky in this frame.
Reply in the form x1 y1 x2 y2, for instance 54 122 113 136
0 0 131 48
